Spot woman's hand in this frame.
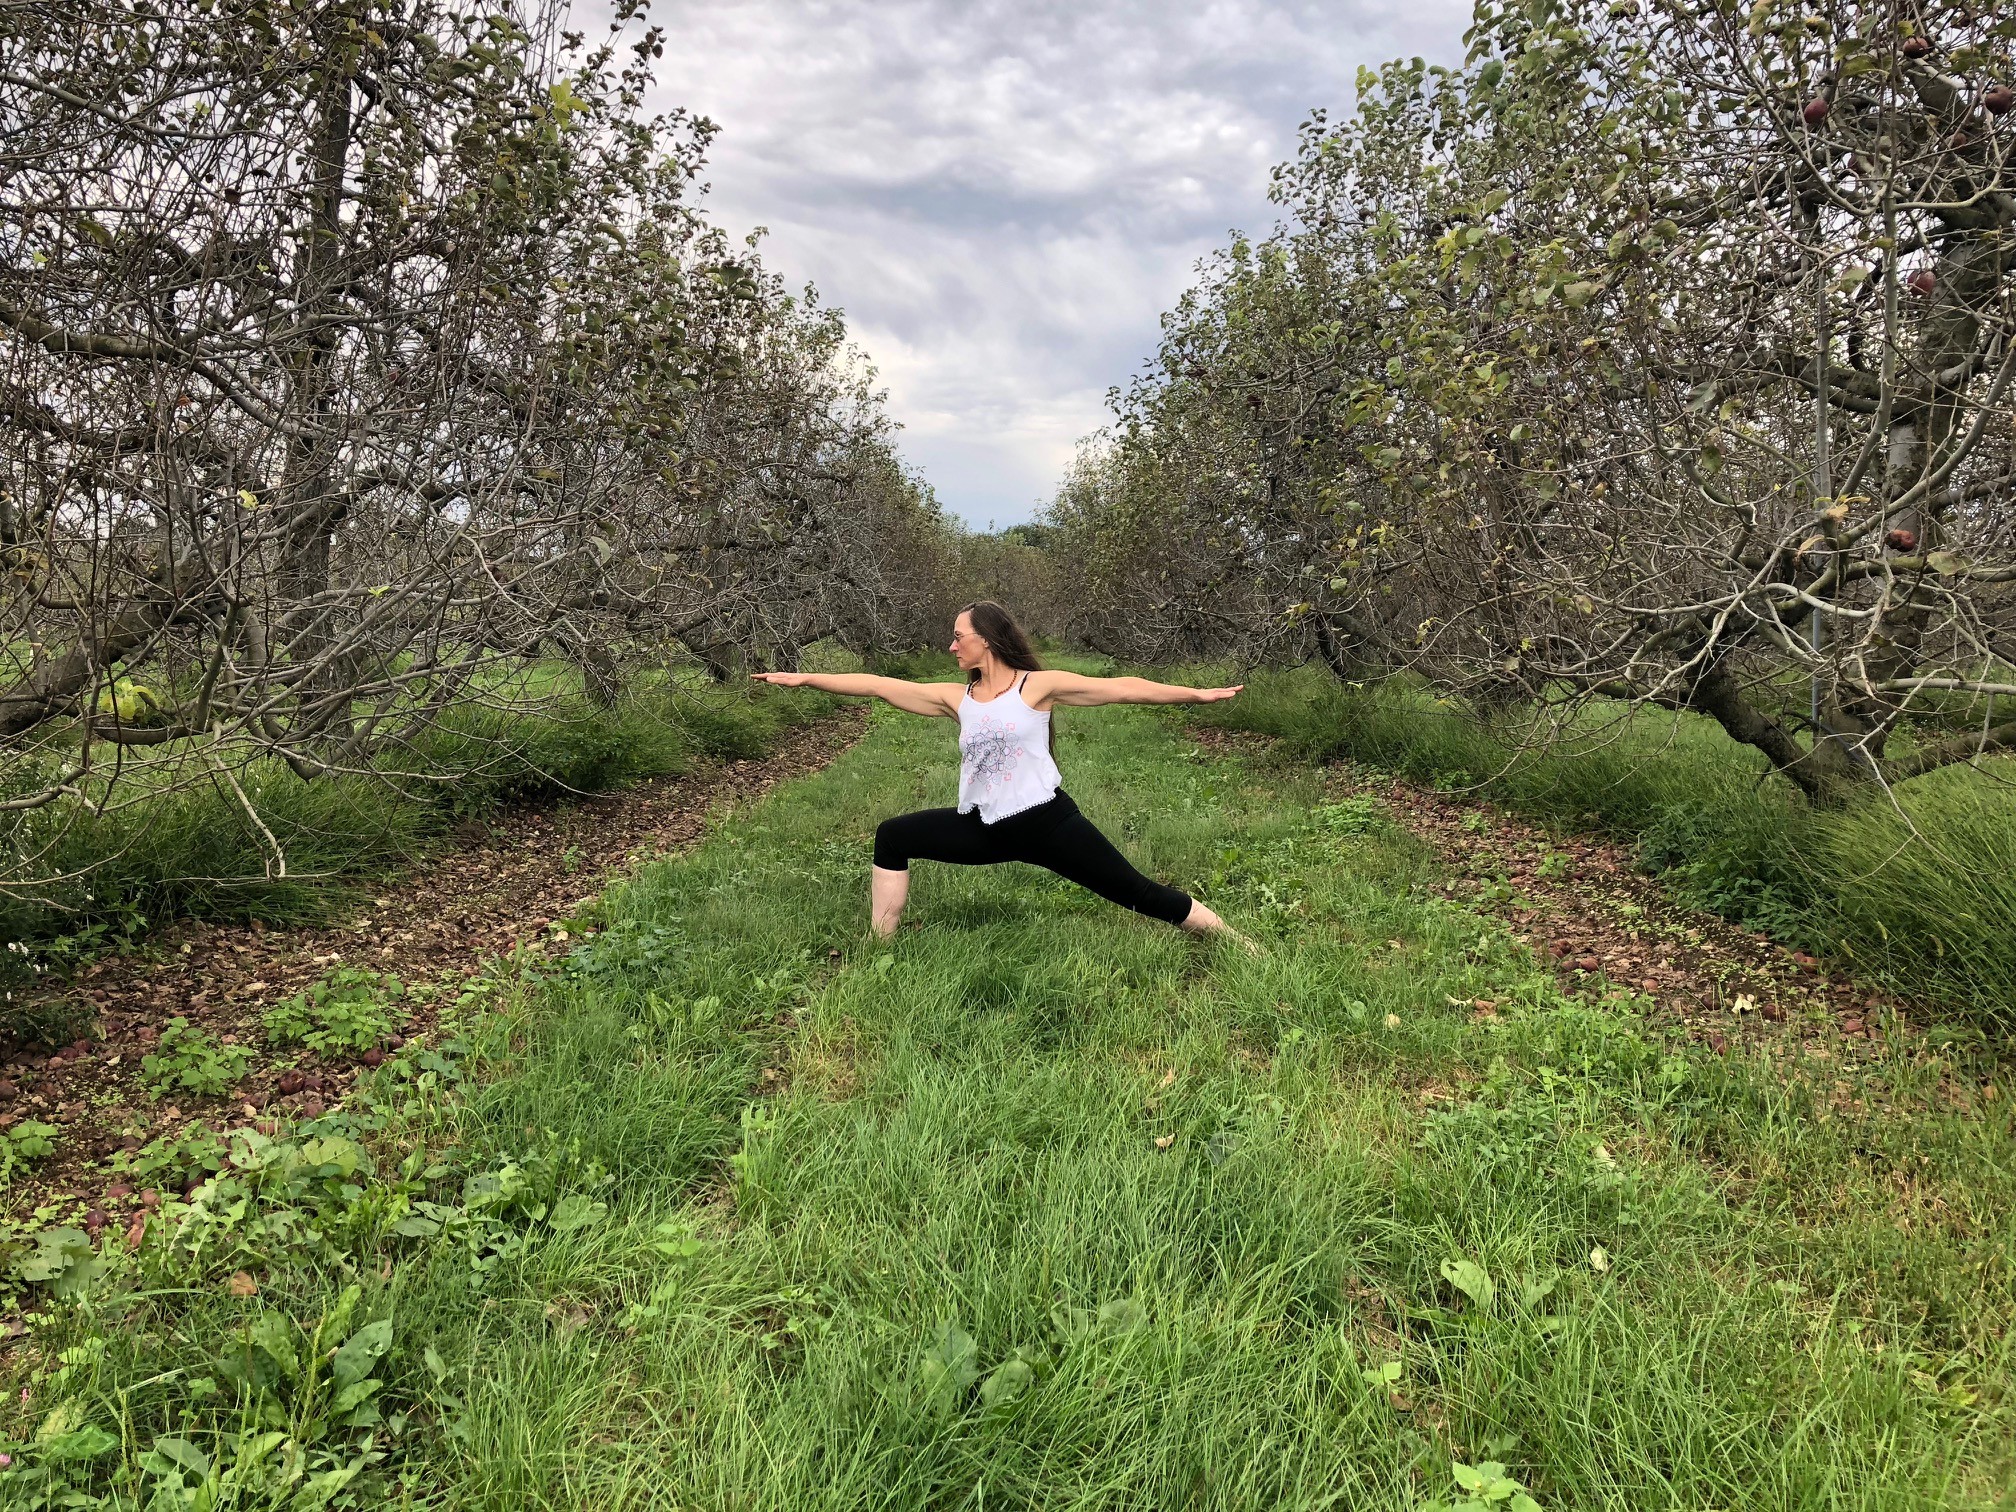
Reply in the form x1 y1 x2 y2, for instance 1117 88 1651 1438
750 672 813 688
1192 685 1242 703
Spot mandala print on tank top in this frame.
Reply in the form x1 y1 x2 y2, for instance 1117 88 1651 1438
961 716 1020 794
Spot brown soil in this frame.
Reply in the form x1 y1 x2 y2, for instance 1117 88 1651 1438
0 709 867 1226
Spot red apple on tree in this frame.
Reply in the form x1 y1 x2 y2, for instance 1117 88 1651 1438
1902 35 1930 59
1985 86 2014 116
1802 96 1831 126
1906 267 1936 297
1886 528 1918 552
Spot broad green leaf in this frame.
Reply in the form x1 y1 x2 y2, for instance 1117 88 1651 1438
15 1227 92 1284
979 1355 1036 1408
1097 1297 1146 1333
919 1321 980 1403
1440 1257 1496 1309
149 1435 211 1476
42 1424 120 1462
330 1318 394 1389
250 1312 298 1375
548 1193 607 1233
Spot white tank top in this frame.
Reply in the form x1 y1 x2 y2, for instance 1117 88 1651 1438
957 674 1062 823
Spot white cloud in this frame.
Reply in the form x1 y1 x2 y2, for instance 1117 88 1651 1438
634 0 1473 525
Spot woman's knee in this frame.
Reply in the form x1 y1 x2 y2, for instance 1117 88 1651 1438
872 816 913 872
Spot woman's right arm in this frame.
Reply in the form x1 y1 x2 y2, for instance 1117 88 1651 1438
750 672 960 718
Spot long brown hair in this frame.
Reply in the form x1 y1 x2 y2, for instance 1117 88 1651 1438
960 600 1055 759
960 600 1042 681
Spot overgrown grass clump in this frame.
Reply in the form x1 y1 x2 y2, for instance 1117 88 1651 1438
0 675 838 1002
1193 669 2016 1027
5 698 2009 1508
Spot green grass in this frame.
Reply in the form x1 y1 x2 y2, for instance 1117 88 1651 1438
0 677 838 1014
1191 669 2016 1029
3 697 2011 1508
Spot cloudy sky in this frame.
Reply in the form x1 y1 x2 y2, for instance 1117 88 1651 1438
640 0 1472 527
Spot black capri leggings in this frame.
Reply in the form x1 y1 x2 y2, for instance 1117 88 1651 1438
873 790 1193 927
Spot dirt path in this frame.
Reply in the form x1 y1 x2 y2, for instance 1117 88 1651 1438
0 709 867 1224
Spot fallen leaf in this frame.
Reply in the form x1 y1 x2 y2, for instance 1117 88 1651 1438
1589 1245 1611 1273
228 1272 258 1298
1153 1135 1175 1151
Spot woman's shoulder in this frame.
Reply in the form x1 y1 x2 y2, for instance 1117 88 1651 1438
1018 668 1075 707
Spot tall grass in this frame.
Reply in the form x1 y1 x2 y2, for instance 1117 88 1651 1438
1192 669 2016 1025
9 696 2009 1508
0 676 837 997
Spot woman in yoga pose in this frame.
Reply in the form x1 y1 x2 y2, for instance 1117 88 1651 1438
751 601 1244 939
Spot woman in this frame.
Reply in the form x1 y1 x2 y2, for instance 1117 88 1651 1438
752 601 1244 940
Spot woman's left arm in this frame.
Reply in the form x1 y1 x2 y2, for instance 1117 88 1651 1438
1029 671 1242 708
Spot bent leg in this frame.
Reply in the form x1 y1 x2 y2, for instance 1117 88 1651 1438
1016 812 1195 926
872 807 1002 870
870 866 908 939
870 807 1009 935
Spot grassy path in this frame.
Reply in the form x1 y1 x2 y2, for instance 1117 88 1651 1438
11 699 2013 1508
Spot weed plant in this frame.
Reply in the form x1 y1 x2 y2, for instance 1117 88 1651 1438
4 697 2009 1508
1193 669 2016 1027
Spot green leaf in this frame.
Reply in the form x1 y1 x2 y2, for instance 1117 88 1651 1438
979 1355 1036 1408
1097 1297 1147 1333
15 1226 92 1283
330 1318 393 1389
1440 1257 1496 1309
149 1435 211 1476
330 1378 383 1415
41 1424 119 1462
250 1312 298 1376
918 1320 980 1402
548 1193 607 1233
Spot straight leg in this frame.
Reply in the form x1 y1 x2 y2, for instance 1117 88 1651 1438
1014 811 1197 927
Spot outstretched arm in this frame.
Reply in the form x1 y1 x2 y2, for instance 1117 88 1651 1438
1028 671 1242 708
750 671 962 718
